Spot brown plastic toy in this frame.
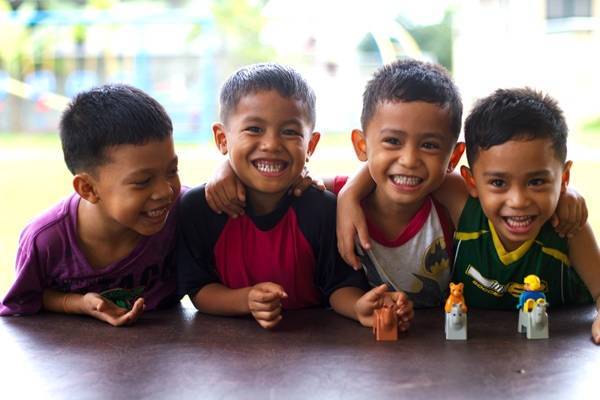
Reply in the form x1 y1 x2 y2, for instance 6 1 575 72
444 282 467 313
373 305 398 341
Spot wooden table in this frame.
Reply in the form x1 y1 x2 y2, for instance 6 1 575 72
1 303 598 399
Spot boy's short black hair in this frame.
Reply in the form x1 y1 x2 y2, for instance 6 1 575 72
60 84 173 174
361 58 462 138
464 88 568 166
219 63 316 129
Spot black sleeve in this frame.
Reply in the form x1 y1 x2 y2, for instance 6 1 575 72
295 188 370 305
176 185 227 299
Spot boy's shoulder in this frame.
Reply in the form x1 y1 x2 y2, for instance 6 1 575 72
19 193 79 250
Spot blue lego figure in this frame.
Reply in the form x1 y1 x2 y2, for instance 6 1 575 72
516 274 547 311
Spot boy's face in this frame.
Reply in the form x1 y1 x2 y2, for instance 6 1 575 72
464 138 570 251
213 90 319 202
353 100 459 208
82 137 181 236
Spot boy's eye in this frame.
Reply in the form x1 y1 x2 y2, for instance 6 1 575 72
383 137 401 145
422 142 440 150
133 177 151 187
282 129 302 137
168 167 179 177
489 179 505 188
528 178 545 186
244 126 262 134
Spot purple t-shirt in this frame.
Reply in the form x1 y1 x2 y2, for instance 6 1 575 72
0 193 180 316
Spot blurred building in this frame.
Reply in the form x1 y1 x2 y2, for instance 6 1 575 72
453 0 600 133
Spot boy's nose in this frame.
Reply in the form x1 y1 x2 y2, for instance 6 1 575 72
507 188 531 209
260 132 282 152
152 179 175 201
397 147 419 169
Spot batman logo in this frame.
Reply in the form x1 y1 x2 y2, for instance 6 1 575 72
423 237 450 276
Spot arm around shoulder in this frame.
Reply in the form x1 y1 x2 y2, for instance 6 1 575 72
568 223 600 302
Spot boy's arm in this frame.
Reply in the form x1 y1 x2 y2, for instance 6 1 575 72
191 284 251 315
552 187 588 238
336 165 375 269
42 289 144 327
329 285 414 330
1 230 47 316
567 223 600 344
205 159 246 218
192 283 287 330
431 170 470 227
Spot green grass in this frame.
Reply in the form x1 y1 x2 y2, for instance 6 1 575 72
1 133 599 297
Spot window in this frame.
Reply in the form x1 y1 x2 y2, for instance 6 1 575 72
547 0 592 19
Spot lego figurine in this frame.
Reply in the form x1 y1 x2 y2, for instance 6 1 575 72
517 274 549 339
445 282 467 340
373 305 398 341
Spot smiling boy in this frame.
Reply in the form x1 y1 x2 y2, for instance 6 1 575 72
177 63 413 330
450 89 600 326
329 59 464 308
0 84 182 326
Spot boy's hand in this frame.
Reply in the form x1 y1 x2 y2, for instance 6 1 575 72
247 282 288 329
81 293 145 327
383 291 414 332
592 314 600 344
205 160 246 218
552 187 587 238
288 166 326 197
336 190 370 270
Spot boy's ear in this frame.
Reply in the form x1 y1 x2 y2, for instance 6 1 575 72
447 142 465 172
460 165 478 197
73 173 100 204
561 160 572 193
305 131 321 160
212 123 228 155
351 129 368 162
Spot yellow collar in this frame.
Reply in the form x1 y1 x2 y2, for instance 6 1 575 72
489 220 535 265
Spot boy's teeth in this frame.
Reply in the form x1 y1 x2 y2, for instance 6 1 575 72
391 175 423 186
147 208 167 218
504 216 534 227
255 160 286 173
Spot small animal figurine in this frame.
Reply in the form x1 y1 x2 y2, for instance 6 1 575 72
445 282 467 313
444 282 468 340
373 305 398 341
517 275 549 339
445 303 467 340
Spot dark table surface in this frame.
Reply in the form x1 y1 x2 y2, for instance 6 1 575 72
1 302 598 400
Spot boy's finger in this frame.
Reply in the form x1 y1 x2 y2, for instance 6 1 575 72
252 308 282 322
550 214 559 228
313 178 326 192
250 299 282 312
257 315 283 330
236 180 246 204
356 224 371 250
261 282 288 297
364 284 388 302
205 191 222 214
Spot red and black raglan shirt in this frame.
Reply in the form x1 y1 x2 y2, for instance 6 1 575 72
176 185 369 309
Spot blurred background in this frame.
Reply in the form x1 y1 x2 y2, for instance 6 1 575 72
1 0 599 296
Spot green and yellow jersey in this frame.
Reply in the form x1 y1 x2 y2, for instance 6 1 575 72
452 197 591 309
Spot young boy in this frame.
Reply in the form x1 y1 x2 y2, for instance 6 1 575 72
0 84 182 326
449 88 600 341
176 63 413 330
329 59 465 308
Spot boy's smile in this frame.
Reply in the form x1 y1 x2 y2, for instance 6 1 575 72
355 101 456 213
214 90 319 214
465 138 570 252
